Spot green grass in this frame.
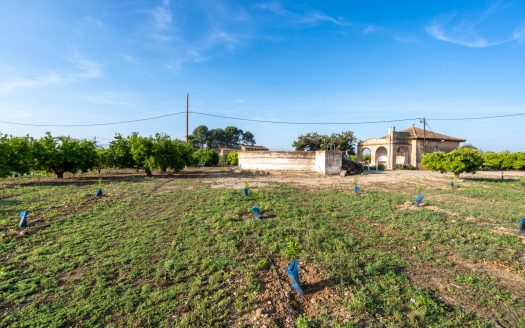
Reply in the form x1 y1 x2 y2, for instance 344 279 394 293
1 175 525 327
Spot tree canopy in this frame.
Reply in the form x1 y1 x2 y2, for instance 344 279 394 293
293 131 356 154
422 147 484 177
33 132 98 178
189 125 256 149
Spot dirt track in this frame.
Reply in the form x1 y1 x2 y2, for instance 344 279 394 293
201 169 525 193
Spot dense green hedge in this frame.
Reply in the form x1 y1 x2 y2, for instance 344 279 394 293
482 151 525 170
422 148 524 176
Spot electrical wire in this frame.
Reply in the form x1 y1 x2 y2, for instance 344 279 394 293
428 112 525 121
0 111 187 127
0 110 524 127
190 111 421 125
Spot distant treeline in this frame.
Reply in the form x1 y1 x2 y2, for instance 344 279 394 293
0 132 227 179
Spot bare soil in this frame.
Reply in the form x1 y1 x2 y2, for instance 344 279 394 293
234 259 349 327
195 168 525 194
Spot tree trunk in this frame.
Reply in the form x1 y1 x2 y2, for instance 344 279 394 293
56 171 64 179
145 168 152 177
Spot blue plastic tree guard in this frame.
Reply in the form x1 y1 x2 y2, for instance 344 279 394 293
519 217 525 234
415 193 424 207
243 187 249 197
286 259 305 296
251 206 262 219
450 181 454 189
354 184 360 194
96 188 103 197
13 172 19 178
19 211 28 228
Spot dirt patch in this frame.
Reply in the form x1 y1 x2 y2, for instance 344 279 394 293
154 182 196 194
395 202 459 217
58 267 85 283
205 179 272 190
234 259 349 327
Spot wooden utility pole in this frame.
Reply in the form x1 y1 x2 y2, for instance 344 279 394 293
422 117 427 154
186 93 189 144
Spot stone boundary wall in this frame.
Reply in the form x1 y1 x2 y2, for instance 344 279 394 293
238 151 342 175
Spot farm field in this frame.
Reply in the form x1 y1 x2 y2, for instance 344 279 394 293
1 169 525 327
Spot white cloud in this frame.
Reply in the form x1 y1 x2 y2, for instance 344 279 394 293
255 1 351 27
120 53 139 65
164 27 248 72
233 98 246 103
426 2 525 48
0 54 102 94
363 24 377 34
151 0 172 31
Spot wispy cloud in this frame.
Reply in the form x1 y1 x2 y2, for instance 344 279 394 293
233 98 246 103
86 92 134 106
426 1 525 48
0 54 102 94
120 53 139 65
151 0 172 31
165 27 248 72
255 1 351 27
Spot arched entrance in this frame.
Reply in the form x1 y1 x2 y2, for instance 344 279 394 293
361 148 371 163
375 147 388 167
396 146 408 165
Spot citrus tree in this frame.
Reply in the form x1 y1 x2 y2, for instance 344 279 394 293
107 134 135 169
128 133 155 177
422 147 483 177
192 149 219 166
33 132 98 178
225 151 239 165
0 134 10 178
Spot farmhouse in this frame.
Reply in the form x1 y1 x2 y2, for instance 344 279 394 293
357 125 466 169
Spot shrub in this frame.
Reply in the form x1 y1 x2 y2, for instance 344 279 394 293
421 152 447 173
285 238 300 259
396 164 418 170
192 149 219 166
422 147 483 177
225 151 239 166
444 147 483 176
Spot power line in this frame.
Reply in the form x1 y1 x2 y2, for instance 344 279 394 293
190 111 421 125
0 111 187 127
428 112 525 121
0 110 523 127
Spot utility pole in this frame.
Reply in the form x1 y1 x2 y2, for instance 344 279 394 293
186 93 189 144
422 117 427 154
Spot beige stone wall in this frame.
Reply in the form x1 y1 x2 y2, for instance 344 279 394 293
314 151 343 175
238 151 342 175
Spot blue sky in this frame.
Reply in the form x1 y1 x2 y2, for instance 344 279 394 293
0 0 524 151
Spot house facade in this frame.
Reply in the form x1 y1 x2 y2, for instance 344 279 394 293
357 125 466 169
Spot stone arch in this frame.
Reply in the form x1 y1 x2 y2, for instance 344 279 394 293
361 147 371 163
375 146 388 166
396 146 408 165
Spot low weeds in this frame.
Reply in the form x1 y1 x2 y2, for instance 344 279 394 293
1 176 524 326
